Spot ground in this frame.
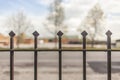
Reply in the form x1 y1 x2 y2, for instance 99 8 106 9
0 51 120 80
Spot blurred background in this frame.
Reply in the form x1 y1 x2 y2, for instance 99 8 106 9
0 0 120 80
0 0 120 48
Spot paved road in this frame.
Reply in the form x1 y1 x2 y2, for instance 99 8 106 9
0 51 120 73
0 51 119 61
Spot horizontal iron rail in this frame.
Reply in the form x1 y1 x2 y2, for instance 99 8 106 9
0 49 119 51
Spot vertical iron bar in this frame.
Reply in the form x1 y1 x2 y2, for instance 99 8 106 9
106 30 112 80
57 31 63 80
83 36 86 80
107 36 111 80
34 37 37 80
9 31 15 80
33 31 39 80
81 31 87 80
59 35 62 80
10 37 14 80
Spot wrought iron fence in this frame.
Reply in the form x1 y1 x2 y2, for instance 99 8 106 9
0 30 118 80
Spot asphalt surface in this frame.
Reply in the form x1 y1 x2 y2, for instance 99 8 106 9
0 51 120 73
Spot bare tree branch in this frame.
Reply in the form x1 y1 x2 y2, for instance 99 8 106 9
44 0 67 47
78 3 105 47
5 11 34 48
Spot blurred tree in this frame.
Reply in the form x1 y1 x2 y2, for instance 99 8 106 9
78 3 105 47
44 0 67 47
5 11 34 48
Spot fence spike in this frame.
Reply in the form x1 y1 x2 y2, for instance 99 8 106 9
57 31 63 37
33 31 39 37
106 30 112 36
9 31 15 80
106 30 112 80
57 31 63 80
81 31 88 36
9 31 15 37
81 30 87 80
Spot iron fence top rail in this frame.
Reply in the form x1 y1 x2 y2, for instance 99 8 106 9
0 49 120 52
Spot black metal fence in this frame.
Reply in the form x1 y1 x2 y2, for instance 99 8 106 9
0 30 118 80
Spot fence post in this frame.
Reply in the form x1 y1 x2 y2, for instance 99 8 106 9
33 31 39 80
81 31 88 80
106 30 112 80
9 31 15 80
57 31 63 80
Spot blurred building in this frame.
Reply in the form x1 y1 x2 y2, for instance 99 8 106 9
0 34 10 46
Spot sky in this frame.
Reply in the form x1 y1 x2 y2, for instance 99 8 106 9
0 0 120 40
